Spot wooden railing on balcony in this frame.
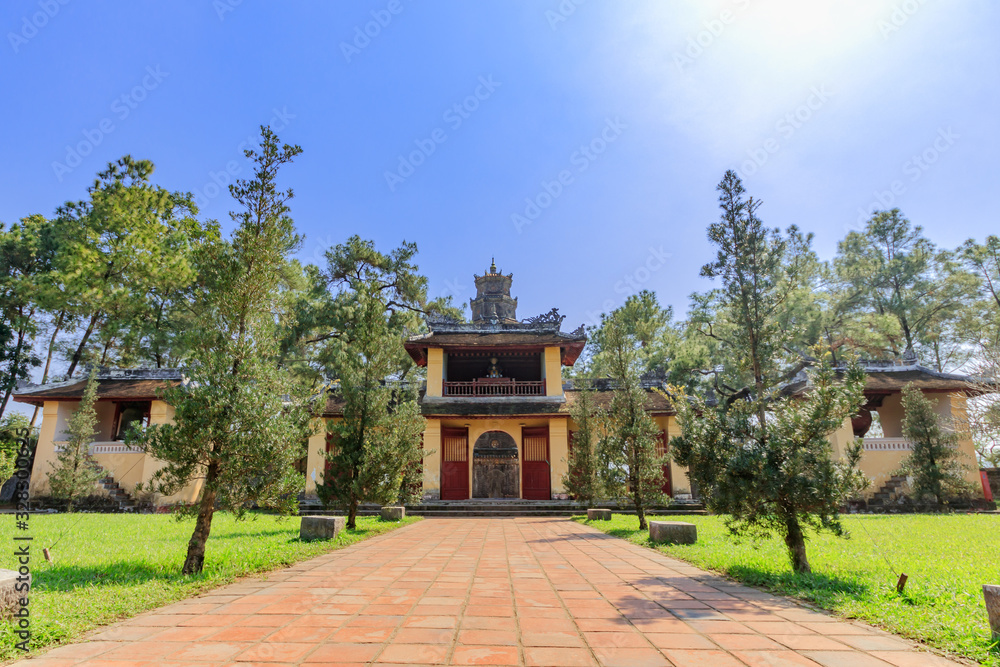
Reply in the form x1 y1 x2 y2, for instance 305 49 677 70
443 378 545 397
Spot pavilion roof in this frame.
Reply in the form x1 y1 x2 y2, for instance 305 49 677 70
13 369 184 407
404 316 587 366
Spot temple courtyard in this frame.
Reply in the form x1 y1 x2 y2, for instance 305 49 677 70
14 517 964 667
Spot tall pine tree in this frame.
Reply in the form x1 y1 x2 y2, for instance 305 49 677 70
672 171 867 574
134 128 313 574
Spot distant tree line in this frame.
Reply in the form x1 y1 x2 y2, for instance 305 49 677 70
566 170 998 573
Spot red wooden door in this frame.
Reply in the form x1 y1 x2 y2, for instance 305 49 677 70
522 426 550 500
657 431 672 496
441 427 469 500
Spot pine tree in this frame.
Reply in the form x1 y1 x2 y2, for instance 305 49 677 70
315 238 427 529
595 309 664 529
564 379 599 505
48 370 104 511
672 171 868 574
134 127 313 574
900 383 974 504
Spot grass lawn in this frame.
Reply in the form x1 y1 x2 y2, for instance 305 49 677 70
578 513 1000 666
0 512 418 659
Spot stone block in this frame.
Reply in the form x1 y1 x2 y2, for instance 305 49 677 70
587 508 612 520
299 515 345 541
649 520 697 545
985 584 1000 640
0 569 29 617
380 506 405 521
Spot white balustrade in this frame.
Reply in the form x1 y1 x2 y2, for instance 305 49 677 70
88 442 143 455
862 437 913 451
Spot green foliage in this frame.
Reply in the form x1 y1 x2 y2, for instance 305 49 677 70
0 215 58 418
133 128 313 574
576 291 681 382
0 413 35 482
563 379 599 504
833 209 979 370
47 370 104 511
315 237 427 528
594 307 665 529
899 384 975 503
959 235 1000 345
52 156 215 376
0 512 419 659
579 513 1000 667
674 358 868 569
674 171 867 574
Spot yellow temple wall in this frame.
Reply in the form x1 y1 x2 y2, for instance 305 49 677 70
543 347 563 396
426 348 444 397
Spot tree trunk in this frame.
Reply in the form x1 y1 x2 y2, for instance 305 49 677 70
32 311 65 427
183 474 217 575
636 501 647 531
0 313 32 418
67 313 101 378
348 497 358 530
783 514 811 574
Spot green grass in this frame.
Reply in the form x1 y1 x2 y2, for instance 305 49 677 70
0 512 418 659
577 513 1000 665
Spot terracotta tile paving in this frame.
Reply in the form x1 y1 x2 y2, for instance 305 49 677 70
16 518 966 667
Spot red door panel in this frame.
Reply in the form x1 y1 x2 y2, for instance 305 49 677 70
441 427 469 500
522 426 550 500
657 431 672 496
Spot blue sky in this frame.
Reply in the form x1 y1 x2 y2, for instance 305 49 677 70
2 0 998 331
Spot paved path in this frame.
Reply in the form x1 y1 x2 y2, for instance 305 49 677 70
21 518 963 667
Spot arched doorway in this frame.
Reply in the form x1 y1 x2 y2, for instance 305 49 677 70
472 431 520 498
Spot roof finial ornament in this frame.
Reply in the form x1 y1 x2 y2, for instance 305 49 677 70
490 257 497 274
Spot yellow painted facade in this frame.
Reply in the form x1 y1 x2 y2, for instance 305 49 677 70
543 346 563 397
28 397 201 505
858 392 981 493
426 348 444 397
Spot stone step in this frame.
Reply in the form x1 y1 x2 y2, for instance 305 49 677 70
297 501 706 518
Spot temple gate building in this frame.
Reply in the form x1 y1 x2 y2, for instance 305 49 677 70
14 260 994 506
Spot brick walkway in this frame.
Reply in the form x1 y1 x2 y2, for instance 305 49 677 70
20 518 963 667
